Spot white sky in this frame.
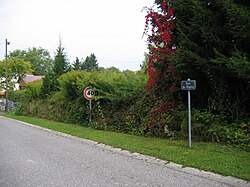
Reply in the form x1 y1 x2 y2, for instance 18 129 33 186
0 0 154 71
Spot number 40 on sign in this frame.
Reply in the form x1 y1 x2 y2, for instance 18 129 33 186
84 86 95 101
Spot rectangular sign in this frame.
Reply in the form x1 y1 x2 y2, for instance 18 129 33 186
181 80 196 90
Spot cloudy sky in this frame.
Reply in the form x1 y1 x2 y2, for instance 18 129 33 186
0 0 154 70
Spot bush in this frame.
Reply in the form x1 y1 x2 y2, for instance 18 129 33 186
165 107 220 141
25 79 43 100
16 70 148 126
14 69 249 147
191 109 219 141
209 122 250 147
8 90 20 102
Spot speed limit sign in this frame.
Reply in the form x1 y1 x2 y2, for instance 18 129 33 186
84 86 95 100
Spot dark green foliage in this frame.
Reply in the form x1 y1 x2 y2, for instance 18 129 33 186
172 0 250 121
209 122 250 149
40 72 58 98
40 40 69 96
174 109 219 141
72 57 81 70
81 53 98 71
53 40 70 76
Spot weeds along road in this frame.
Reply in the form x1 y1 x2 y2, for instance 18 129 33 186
0 116 232 187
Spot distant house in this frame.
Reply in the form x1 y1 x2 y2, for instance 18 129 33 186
19 75 44 89
0 91 5 105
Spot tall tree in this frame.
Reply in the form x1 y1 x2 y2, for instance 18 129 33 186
143 0 178 136
72 57 81 70
0 57 33 90
53 40 69 76
41 40 69 97
81 53 98 71
10 47 53 75
144 1 178 92
172 0 250 120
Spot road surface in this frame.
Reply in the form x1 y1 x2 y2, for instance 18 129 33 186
0 116 244 187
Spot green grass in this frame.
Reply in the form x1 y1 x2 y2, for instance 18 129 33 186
2 113 250 181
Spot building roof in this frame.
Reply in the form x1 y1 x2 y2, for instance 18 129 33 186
22 75 44 84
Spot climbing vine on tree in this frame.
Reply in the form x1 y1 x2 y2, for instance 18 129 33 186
144 1 178 91
143 1 179 136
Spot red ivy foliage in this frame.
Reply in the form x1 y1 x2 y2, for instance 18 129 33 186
144 1 177 90
143 1 179 136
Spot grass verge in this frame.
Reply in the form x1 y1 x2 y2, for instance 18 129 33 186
2 113 250 181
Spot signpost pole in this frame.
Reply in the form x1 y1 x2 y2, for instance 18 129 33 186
89 100 92 124
188 89 192 148
181 78 196 148
84 86 95 125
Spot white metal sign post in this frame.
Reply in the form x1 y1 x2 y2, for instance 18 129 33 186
181 79 196 148
84 86 95 124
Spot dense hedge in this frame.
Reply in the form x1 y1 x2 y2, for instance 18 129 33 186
14 70 148 125
10 69 249 149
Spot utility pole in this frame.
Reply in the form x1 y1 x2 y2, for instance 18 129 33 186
5 39 10 112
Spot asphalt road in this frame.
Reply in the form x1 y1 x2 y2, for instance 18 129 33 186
0 116 238 187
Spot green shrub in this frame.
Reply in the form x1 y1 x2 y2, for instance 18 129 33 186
166 107 220 141
8 89 26 102
25 79 43 100
209 122 250 147
191 109 219 141
14 69 249 147
16 70 147 127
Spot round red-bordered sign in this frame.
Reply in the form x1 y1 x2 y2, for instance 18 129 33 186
84 86 95 100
